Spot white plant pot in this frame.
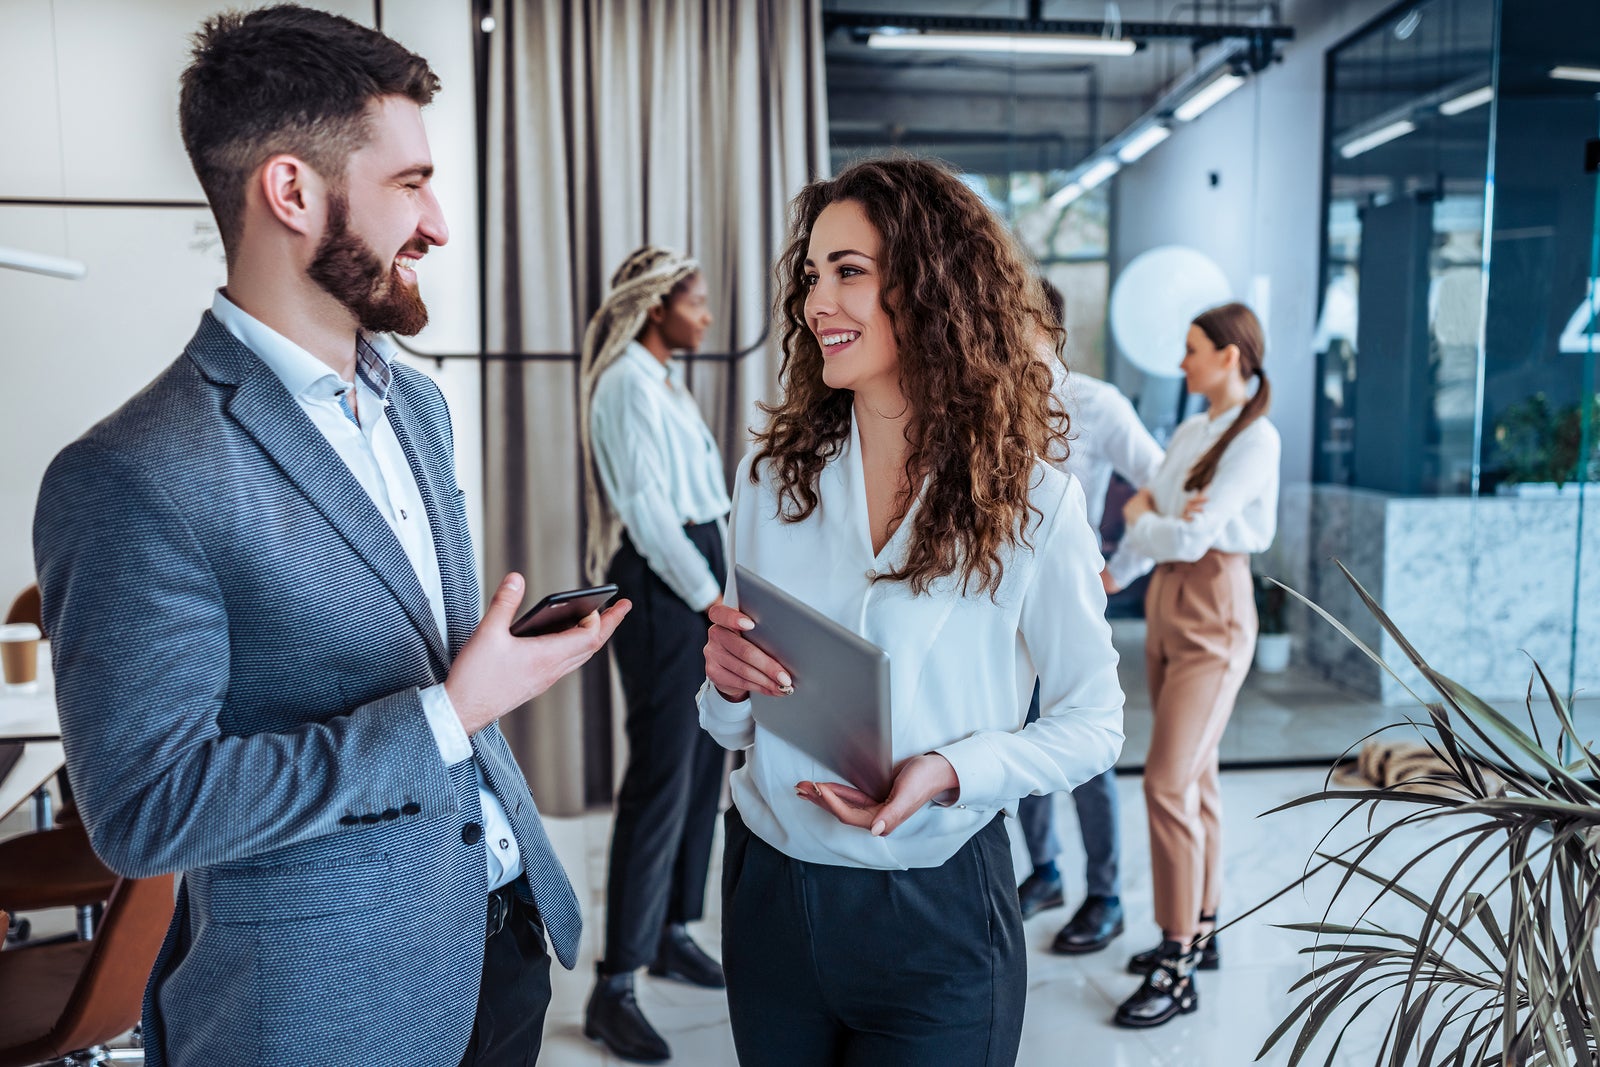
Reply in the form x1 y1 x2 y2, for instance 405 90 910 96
1254 632 1291 673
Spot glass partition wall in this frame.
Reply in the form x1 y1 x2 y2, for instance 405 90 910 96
1309 0 1600 732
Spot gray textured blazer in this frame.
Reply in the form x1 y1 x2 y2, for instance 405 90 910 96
33 313 579 1066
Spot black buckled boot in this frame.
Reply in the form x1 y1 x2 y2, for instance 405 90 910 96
1113 939 1200 1029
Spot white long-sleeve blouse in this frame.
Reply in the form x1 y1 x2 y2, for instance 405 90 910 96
1108 405 1280 581
697 413 1125 870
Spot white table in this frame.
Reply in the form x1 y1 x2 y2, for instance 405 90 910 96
0 644 63 821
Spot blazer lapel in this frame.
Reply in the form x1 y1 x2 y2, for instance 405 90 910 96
187 315 451 673
385 383 477 656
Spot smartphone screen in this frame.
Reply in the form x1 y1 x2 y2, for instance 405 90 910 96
509 584 619 638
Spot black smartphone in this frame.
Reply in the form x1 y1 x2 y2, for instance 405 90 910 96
509 584 619 638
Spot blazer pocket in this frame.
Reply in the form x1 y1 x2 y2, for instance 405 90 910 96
208 852 393 924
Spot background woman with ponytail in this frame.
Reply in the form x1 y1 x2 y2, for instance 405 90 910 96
1103 302 1280 1029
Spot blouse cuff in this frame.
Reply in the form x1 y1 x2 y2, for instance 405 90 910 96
697 679 755 749
933 734 1006 811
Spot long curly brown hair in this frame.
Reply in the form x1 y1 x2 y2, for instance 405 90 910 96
753 156 1067 597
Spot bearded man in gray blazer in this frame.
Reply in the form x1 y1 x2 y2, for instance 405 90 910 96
31 7 629 1065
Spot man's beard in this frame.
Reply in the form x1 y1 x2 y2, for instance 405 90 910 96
307 191 429 336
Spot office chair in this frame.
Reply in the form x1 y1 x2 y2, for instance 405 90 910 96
0 873 173 1067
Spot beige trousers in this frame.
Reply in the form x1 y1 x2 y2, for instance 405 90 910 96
1142 551 1256 938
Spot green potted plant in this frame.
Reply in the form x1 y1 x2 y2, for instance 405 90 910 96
1252 572 1291 673
1493 392 1600 494
1239 562 1600 1065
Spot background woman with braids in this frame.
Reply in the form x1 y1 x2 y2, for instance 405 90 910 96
1103 302 1280 1029
579 246 729 1064
698 157 1124 1065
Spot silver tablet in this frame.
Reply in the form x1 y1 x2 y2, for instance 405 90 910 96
735 565 894 801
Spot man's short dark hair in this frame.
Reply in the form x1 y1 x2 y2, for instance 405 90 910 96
179 4 439 258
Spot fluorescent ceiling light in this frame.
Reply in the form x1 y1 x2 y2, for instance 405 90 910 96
1338 119 1415 159
1173 72 1245 122
866 31 1137 57
0 246 87 280
1117 124 1171 163
1078 158 1121 190
1045 182 1085 212
1439 84 1493 115
1550 65 1600 83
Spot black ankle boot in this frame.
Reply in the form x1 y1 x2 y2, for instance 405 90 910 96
584 967 670 1063
1127 913 1221 974
1113 940 1199 1028
648 922 726 988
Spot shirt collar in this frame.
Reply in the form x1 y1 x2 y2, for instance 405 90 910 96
623 340 681 388
211 289 395 403
1204 403 1245 435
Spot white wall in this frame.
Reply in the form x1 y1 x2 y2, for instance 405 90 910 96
1109 0 1395 489
0 0 482 605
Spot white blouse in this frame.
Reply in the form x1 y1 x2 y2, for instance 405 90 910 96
1109 405 1281 581
590 342 731 611
1046 362 1164 590
697 414 1125 870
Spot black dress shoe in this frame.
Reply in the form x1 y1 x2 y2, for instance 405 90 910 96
1050 895 1125 954
647 923 726 989
1113 941 1199 1029
584 968 670 1063
1127 931 1220 974
1016 870 1065 920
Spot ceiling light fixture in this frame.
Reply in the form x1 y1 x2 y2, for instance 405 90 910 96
1045 182 1086 212
1550 66 1600 84
1078 157 1122 190
1173 71 1245 122
1338 119 1415 159
1438 84 1493 115
865 31 1138 57
1117 124 1171 163
0 246 87 280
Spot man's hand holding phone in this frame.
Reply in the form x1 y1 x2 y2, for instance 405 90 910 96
446 573 631 735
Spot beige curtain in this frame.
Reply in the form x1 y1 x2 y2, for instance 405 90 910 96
482 1 829 815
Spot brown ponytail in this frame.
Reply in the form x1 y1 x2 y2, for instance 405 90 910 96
1184 302 1270 492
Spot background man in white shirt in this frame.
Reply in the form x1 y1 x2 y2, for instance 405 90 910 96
578 247 731 1064
1017 283 1164 959
32 8 627 1065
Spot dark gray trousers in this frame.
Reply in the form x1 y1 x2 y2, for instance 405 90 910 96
602 523 727 971
721 808 1026 1066
1017 682 1122 897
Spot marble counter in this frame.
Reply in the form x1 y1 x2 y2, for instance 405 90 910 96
1292 485 1600 704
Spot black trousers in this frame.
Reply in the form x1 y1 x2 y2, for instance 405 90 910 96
602 522 728 971
721 808 1027 1067
458 890 552 1067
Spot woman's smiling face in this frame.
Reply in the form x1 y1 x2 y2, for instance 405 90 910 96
804 199 899 395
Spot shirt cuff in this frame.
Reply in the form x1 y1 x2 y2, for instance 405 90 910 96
1106 549 1153 592
684 574 723 614
933 734 1006 812
419 683 473 765
697 679 755 749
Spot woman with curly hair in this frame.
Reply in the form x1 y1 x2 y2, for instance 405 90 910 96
698 156 1125 1064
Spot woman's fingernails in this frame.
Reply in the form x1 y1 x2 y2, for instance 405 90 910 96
870 820 887 837
736 617 755 630
778 671 793 689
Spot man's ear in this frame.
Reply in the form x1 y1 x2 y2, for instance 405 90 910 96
645 301 667 325
256 154 322 237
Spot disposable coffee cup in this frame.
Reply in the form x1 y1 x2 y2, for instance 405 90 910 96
0 622 42 689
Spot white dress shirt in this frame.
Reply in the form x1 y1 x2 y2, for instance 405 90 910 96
590 342 731 611
1108 404 1281 582
1046 362 1164 589
697 414 1125 870
211 291 522 891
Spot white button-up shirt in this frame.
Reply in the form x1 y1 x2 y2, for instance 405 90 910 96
211 291 522 890
590 343 731 610
1109 405 1281 581
1046 362 1164 589
698 414 1125 870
